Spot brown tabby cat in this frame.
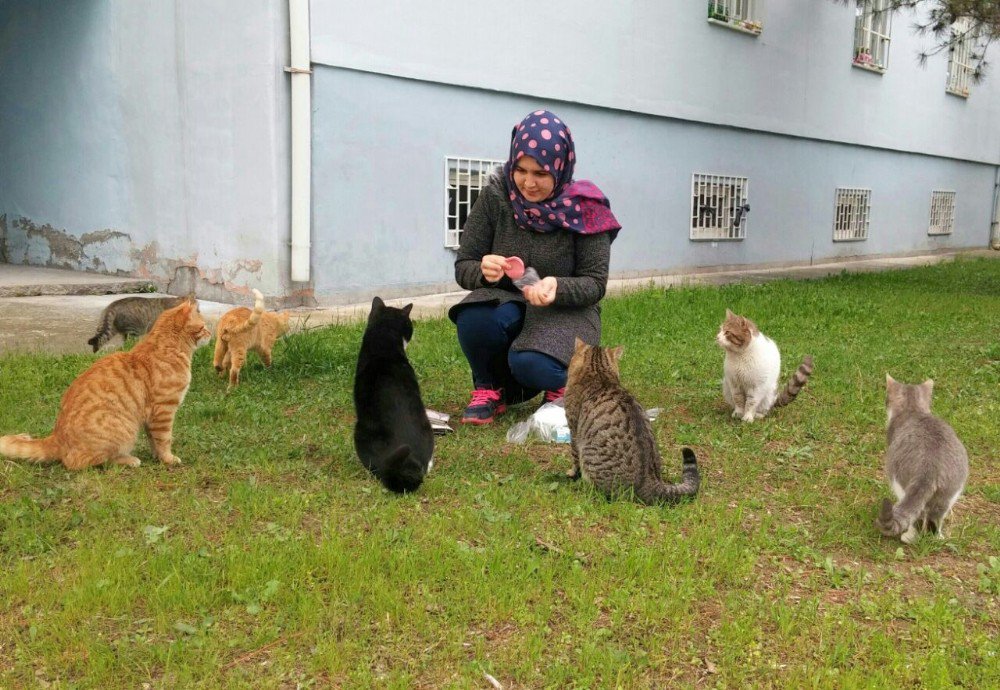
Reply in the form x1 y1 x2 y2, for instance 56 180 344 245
564 338 700 505
213 289 291 389
0 299 211 470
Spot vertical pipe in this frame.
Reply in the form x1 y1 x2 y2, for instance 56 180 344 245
289 0 311 282
990 165 1000 249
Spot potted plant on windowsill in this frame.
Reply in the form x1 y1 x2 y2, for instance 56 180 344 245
707 1 729 22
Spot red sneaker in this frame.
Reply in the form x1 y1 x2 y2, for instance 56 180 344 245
543 387 566 404
461 388 507 425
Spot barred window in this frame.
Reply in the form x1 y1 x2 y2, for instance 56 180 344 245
444 156 504 248
833 188 871 241
946 18 976 98
928 191 956 235
690 173 749 241
707 0 762 36
853 0 892 73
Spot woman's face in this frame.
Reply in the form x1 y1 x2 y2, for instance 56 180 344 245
512 155 556 203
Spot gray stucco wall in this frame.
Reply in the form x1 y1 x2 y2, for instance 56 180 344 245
310 66 994 303
0 0 292 303
310 0 1000 165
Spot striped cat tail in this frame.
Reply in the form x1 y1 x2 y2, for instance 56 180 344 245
220 289 265 340
0 433 60 463
774 355 814 407
637 447 700 505
87 307 116 352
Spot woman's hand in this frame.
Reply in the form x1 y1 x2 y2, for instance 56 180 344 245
480 254 508 283
523 276 557 307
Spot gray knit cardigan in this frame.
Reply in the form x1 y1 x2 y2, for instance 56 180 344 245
448 174 612 366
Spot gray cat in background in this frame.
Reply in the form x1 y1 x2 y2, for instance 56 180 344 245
875 375 969 543
87 294 190 352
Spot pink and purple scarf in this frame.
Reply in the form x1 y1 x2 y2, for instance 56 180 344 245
503 109 621 238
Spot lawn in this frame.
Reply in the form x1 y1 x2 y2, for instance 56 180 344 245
1 257 998 688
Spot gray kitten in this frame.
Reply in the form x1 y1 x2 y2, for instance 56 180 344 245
875 375 969 543
564 338 700 505
87 294 190 352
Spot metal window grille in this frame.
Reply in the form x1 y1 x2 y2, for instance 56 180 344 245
708 0 757 22
833 188 871 241
947 18 975 97
928 191 956 235
690 173 749 241
853 0 892 71
444 156 504 248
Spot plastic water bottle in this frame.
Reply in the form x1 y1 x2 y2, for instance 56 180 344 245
552 425 572 443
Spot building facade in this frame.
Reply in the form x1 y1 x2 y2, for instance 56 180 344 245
2 1 998 305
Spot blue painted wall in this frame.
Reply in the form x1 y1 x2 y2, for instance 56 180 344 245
310 66 994 302
0 0 292 300
1 1 996 304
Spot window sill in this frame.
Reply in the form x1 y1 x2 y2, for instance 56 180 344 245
832 237 869 243
946 87 970 99
707 18 762 36
852 61 886 75
927 231 953 236
689 236 746 242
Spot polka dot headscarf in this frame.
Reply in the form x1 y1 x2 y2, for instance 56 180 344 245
503 109 620 238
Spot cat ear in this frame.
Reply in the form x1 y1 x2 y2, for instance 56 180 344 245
885 373 895 387
725 308 735 320
574 337 587 354
401 304 413 317
172 300 194 323
371 296 385 313
609 346 624 364
922 379 934 394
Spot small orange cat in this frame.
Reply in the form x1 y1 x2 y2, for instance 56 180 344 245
0 299 211 470
213 289 291 388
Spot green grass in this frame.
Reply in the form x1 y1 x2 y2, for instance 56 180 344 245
1 257 998 688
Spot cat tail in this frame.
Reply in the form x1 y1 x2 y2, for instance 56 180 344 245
774 355 814 408
0 433 61 463
87 308 116 352
373 445 426 494
638 447 700 505
875 479 936 538
221 289 265 340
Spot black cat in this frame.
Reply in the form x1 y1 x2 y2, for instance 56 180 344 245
352 297 434 493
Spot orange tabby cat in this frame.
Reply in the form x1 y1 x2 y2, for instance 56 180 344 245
213 289 291 388
0 299 211 470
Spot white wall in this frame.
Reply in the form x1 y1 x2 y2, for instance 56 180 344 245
310 0 1000 164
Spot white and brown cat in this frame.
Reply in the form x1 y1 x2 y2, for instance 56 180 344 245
213 289 292 389
716 309 813 422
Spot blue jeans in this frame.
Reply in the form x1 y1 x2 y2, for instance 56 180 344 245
455 302 567 394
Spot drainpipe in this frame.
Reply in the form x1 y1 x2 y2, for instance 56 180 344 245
991 164 1000 250
287 0 312 281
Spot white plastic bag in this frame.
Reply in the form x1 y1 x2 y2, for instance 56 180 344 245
506 399 571 444
506 401 663 444
512 266 541 291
